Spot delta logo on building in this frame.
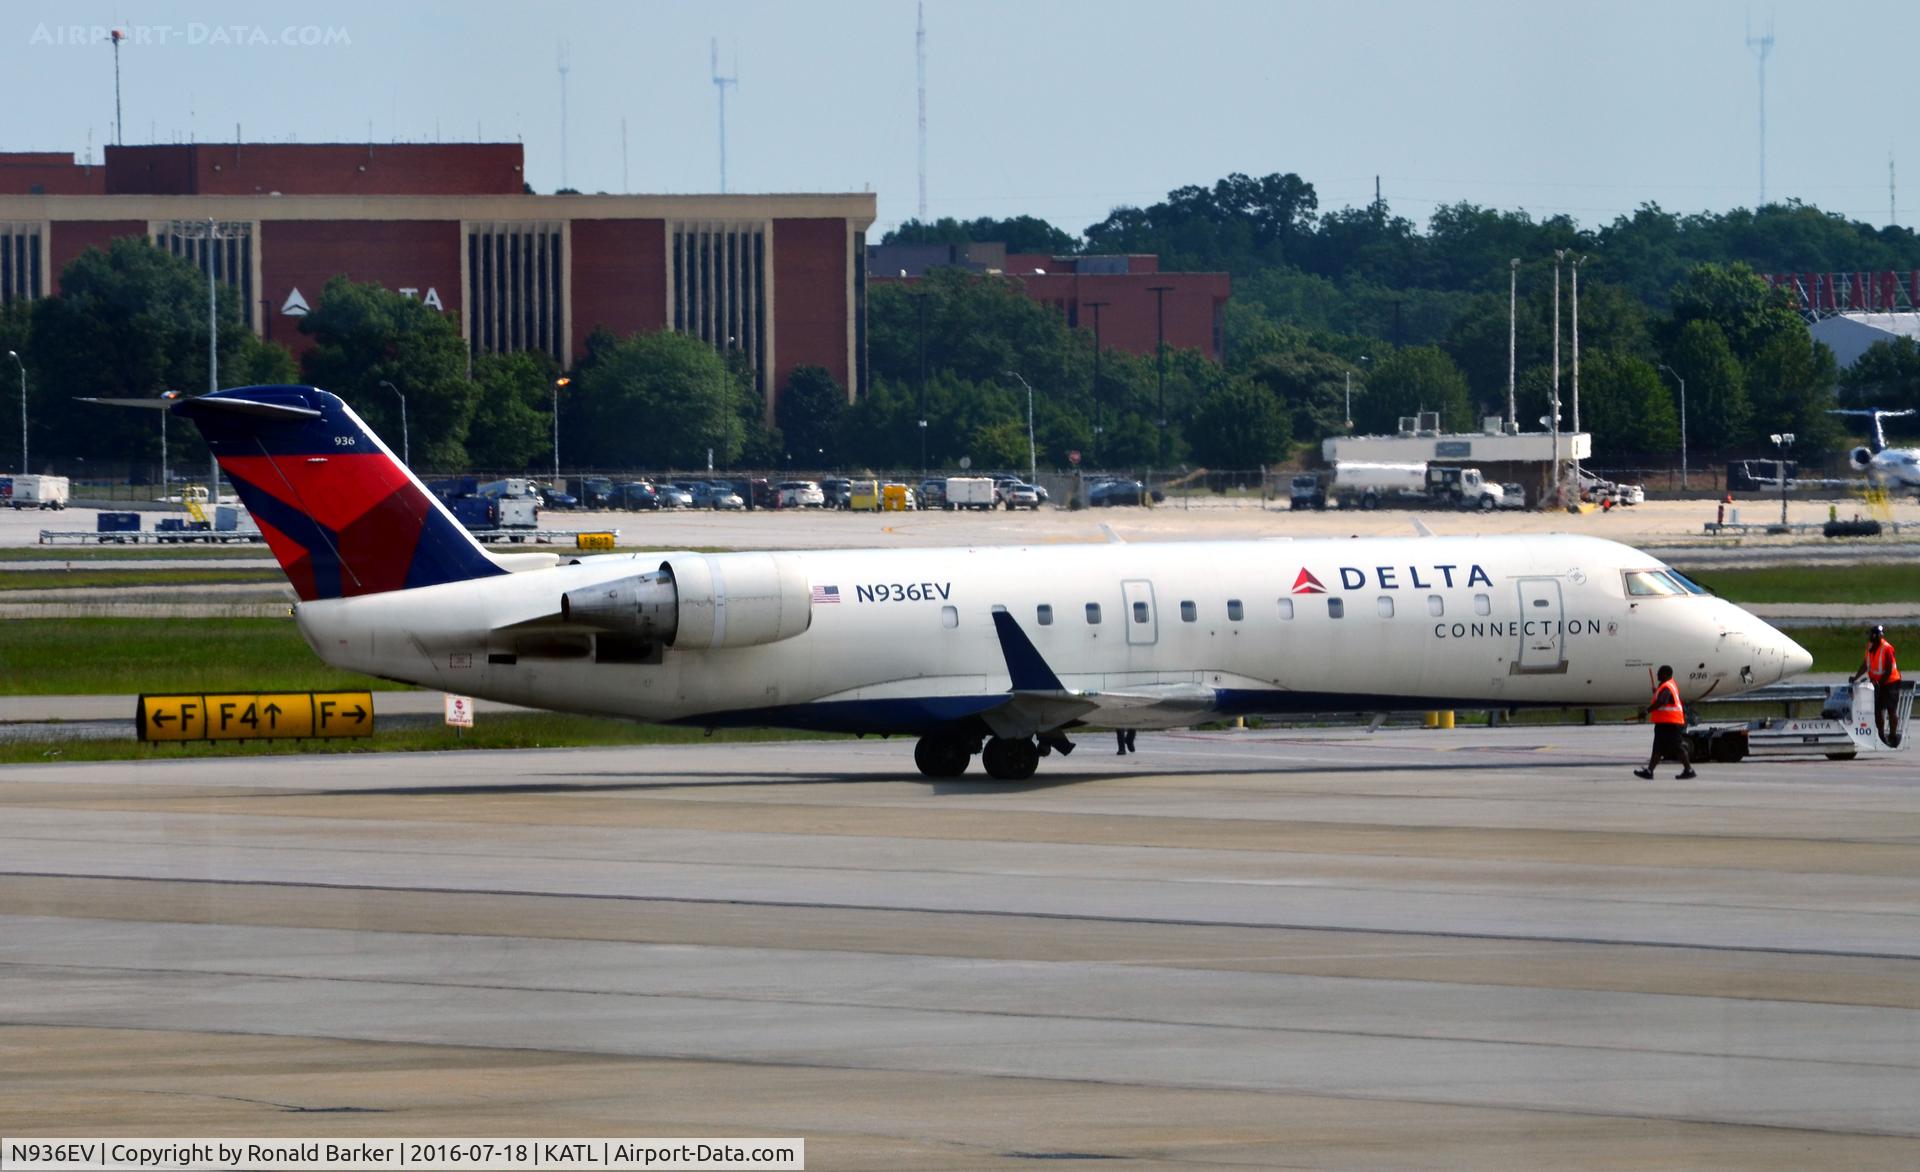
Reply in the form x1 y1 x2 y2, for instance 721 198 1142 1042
1292 564 1495 593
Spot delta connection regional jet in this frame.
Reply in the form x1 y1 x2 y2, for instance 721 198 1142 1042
155 385 1811 780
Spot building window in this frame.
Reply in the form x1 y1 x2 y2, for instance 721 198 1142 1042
1037 604 1053 626
1133 600 1150 623
1086 603 1102 625
466 221 564 361
1474 593 1491 616
156 220 252 326
1277 598 1294 620
670 220 771 410
1377 597 1394 617
1428 595 1444 617
0 222 45 307
1328 597 1345 619
1180 600 1197 622
1226 599 1244 621
941 605 957 629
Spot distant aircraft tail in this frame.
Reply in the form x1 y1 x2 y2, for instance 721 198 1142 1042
173 385 506 601
1829 407 1917 454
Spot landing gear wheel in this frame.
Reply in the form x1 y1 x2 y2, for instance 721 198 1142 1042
980 736 1040 781
914 735 972 778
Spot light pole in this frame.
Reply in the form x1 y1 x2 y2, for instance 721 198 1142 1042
1571 254 1584 488
158 390 182 494
552 377 571 483
1658 364 1689 490
378 379 409 467
1507 258 1519 431
1770 432 1794 525
203 218 222 499
6 350 22 474
1086 300 1108 464
1148 285 1172 468
1005 371 1037 486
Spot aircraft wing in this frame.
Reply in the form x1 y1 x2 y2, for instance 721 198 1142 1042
982 609 1218 735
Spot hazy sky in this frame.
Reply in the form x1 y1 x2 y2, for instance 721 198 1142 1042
7 1 1917 239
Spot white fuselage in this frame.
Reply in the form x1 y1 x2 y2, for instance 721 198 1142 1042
293 533 1808 732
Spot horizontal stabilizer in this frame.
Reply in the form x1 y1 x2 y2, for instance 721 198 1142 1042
82 395 322 422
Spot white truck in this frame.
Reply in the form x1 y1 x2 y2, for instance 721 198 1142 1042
1 474 69 510
945 477 997 511
1295 463 1505 511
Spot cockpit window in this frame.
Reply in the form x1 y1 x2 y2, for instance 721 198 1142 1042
1623 569 1687 597
1667 570 1711 595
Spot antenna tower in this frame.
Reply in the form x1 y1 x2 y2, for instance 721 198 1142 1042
916 3 927 220
712 39 738 193
1746 17 1774 208
557 43 571 189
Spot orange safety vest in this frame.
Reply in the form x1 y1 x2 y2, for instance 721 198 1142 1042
1867 639 1900 684
1649 678 1686 724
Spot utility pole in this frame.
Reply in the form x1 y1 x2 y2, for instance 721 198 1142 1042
552 377 570 483
1507 258 1519 432
110 29 125 145
7 350 24 475
916 2 927 221
557 43 570 190
1550 249 1564 508
1006 371 1037 486
1149 285 1172 467
915 291 928 478
1747 17 1774 207
712 39 738 193
1571 254 1583 487
206 217 220 498
1086 300 1108 463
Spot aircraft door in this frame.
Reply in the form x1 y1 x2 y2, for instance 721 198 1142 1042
1513 577 1568 674
1121 579 1158 646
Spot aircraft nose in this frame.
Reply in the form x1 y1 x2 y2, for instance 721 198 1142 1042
1781 634 1814 679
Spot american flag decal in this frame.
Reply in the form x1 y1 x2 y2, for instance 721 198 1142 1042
811 584 841 605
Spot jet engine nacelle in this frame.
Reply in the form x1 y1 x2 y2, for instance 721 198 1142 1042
561 553 812 650
1850 446 1875 471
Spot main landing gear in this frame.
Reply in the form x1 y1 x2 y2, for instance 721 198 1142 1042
914 733 1074 780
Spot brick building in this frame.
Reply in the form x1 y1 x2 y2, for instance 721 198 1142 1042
0 143 875 420
868 241 1230 361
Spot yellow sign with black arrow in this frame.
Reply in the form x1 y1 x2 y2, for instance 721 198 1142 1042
137 691 375 742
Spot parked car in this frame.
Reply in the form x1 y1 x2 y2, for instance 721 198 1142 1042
1001 482 1041 510
656 483 695 509
728 477 777 510
819 477 853 509
539 483 579 510
574 476 616 510
778 480 826 508
917 478 949 509
1496 483 1529 510
615 481 661 510
1089 478 1153 507
692 481 744 510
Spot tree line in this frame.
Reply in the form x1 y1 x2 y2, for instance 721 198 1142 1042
10 176 1920 480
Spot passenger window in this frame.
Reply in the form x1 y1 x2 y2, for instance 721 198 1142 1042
1377 596 1394 617
1276 598 1294 620
1132 601 1149 623
1474 593 1491 616
941 605 958 629
1086 603 1101 625
1328 597 1345 619
1427 594 1443 617
1180 600 1197 622
1037 604 1053 626
1227 599 1244 621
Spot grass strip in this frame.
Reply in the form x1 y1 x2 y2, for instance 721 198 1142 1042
0 569 286 591
0 617 392 695
1678 563 1920 605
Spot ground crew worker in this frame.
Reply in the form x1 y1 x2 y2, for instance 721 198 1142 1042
1850 625 1902 746
1636 665 1697 780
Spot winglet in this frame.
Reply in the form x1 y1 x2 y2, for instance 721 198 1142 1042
991 609 1065 691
